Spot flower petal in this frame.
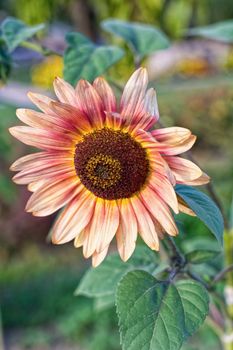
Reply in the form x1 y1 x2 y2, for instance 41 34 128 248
16 108 77 134
116 199 137 261
92 245 109 267
152 127 191 144
105 112 124 130
144 88 159 121
148 172 179 213
76 80 104 127
82 198 105 258
10 151 73 172
178 196 196 216
181 172 210 186
130 196 159 250
26 176 81 216
50 101 92 135
93 77 117 112
53 77 77 106
9 126 74 151
136 128 196 156
27 92 57 115
120 68 148 123
140 187 178 237
96 200 119 253
149 135 197 156
164 156 203 182
13 164 74 185
52 189 95 244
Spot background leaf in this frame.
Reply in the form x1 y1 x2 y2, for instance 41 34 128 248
117 270 209 350
63 32 124 85
185 249 220 264
75 245 157 299
101 19 170 58
175 185 224 245
0 17 44 52
188 20 233 43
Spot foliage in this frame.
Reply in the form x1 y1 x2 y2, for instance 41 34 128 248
1 13 232 350
189 19 233 43
102 19 170 59
0 17 44 82
64 32 124 85
175 185 224 245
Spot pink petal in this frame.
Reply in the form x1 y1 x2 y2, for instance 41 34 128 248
116 199 137 261
130 196 159 250
10 151 73 172
181 172 210 186
120 68 148 123
105 112 124 130
140 187 178 237
164 156 202 182
135 128 196 156
152 127 191 144
92 245 109 267
150 136 197 156
9 126 74 151
178 196 196 217
26 176 81 216
82 198 105 258
27 92 57 115
50 101 92 134
144 88 159 121
76 80 105 127
52 189 95 244
96 200 119 253
12 164 74 185
148 173 179 214
93 77 117 112
53 77 77 106
16 108 77 134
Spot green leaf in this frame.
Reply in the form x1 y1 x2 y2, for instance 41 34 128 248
175 185 224 245
63 32 124 85
101 19 170 58
176 280 209 339
116 270 209 350
75 245 157 299
0 17 44 52
188 20 233 43
0 44 11 82
185 249 220 264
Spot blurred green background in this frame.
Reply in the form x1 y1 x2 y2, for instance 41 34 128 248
0 0 233 349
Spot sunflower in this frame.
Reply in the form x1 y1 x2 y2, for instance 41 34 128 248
10 68 209 266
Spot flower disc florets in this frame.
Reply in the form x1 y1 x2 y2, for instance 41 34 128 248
74 128 150 199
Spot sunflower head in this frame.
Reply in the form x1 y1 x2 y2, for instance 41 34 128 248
10 68 209 266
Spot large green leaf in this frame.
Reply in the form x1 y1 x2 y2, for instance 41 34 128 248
63 32 124 85
0 17 44 52
188 20 233 43
175 185 224 245
175 280 209 339
116 270 209 350
101 19 170 58
75 245 157 299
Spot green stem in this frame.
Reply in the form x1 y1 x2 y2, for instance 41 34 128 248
20 41 60 56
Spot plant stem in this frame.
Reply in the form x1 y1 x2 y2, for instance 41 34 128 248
165 236 185 264
212 265 233 284
20 41 60 56
187 270 210 290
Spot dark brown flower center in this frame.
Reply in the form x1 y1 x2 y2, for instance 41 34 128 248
74 128 149 199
